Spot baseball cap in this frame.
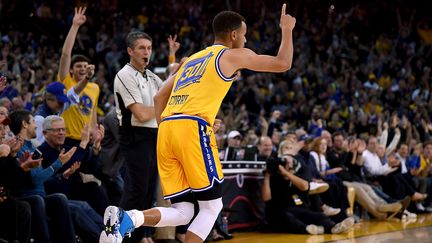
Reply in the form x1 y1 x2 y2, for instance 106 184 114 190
46 82 69 103
228 130 242 139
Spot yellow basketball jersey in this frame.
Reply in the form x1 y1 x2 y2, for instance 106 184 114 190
61 73 100 140
161 45 234 126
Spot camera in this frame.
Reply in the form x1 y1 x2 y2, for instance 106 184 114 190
266 156 287 175
266 155 302 175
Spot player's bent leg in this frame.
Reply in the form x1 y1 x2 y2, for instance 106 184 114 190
154 202 195 227
187 198 223 241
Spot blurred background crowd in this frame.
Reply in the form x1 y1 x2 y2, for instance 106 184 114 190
1 0 432 242
1 0 432 140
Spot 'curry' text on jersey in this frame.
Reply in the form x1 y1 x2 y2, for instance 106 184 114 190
162 45 235 126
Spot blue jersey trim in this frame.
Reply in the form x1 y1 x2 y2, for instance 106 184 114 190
163 188 192 200
163 178 225 200
215 49 236 82
162 115 209 126
191 177 224 192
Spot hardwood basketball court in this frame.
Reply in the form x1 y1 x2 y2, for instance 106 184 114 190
222 214 432 242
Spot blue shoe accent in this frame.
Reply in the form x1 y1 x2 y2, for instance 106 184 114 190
118 208 134 237
99 206 135 243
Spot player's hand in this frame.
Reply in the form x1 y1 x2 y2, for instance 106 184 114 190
73 6 87 27
280 3 296 31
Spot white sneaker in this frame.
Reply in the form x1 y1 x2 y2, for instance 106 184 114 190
331 217 355 234
306 224 324 235
99 206 135 243
309 182 329 195
322 204 341 216
416 203 426 211
404 210 417 219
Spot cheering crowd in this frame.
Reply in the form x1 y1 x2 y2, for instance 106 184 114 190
1 0 432 242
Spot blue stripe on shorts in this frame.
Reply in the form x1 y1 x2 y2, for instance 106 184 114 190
197 119 219 183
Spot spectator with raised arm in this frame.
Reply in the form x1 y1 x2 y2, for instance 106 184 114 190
58 6 99 147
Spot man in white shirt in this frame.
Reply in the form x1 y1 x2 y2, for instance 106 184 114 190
362 136 398 176
363 137 426 202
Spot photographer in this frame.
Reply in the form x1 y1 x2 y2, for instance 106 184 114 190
261 138 354 235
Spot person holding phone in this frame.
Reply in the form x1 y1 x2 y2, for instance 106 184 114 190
9 109 77 242
0 112 44 243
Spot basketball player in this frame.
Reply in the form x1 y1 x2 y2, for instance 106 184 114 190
100 4 295 243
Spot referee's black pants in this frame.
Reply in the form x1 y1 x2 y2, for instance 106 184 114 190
119 127 158 241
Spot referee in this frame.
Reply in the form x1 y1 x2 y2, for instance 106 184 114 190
113 31 163 243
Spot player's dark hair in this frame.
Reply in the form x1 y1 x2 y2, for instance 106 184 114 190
212 11 245 39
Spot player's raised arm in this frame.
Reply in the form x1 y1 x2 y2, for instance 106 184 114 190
220 3 296 76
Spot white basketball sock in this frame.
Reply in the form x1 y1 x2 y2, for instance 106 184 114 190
154 202 195 227
128 209 145 227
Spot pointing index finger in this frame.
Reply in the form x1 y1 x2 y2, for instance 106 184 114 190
281 3 286 17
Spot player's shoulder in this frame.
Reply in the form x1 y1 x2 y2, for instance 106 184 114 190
223 47 254 56
219 48 256 66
